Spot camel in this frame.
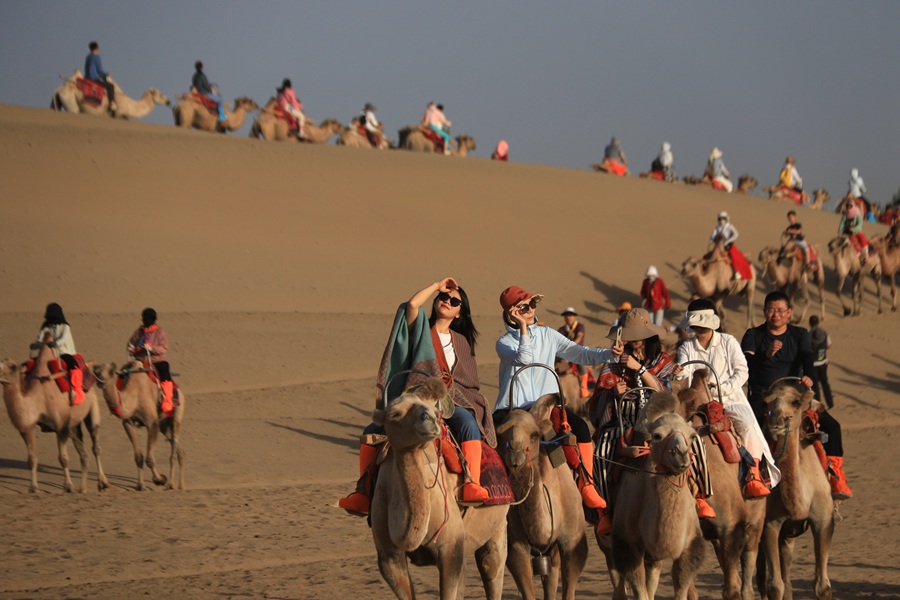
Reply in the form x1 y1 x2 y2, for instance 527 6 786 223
807 189 829 211
677 370 765 600
0 337 109 493
736 175 758 194
763 185 809 206
758 244 826 323
249 98 342 143
495 394 588 600
93 362 186 490
397 126 476 156
869 235 899 312
608 391 706 600
172 94 259 133
370 378 508 599
51 70 171 119
679 239 756 331
336 123 393 149
554 357 586 416
758 384 834 599
826 236 882 316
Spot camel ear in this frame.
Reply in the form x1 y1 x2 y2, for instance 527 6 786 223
801 389 815 405
495 421 513 437
537 419 554 437
372 409 386 426
530 394 558 422
416 378 447 403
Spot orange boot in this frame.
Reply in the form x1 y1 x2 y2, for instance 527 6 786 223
339 444 378 515
827 456 853 500
596 509 613 536
460 440 490 503
696 494 716 519
579 373 590 398
160 381 175 416
69 367 85 406
744 459 771 498
576 442 606 510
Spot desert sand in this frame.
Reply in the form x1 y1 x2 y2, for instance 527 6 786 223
0 104 898 599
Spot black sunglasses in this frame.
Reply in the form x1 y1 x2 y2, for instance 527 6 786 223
516 298 538 312
437 292 462 308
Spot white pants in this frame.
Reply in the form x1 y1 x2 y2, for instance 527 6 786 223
285 106 306 134
714 176 734 193
724 401 781 487
649 309 664 326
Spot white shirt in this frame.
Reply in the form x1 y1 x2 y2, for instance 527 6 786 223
36 324 76 355
675 331 749 407
710 222 739 246
437 331 456 371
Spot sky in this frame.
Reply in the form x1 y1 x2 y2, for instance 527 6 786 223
2 1 898 208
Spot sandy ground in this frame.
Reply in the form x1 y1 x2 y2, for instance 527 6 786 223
1 104 898 599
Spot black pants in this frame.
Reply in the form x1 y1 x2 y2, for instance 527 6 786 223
493 405 591 444
152 361 171 382
812 364 834 408
95 78 115 102
818 409 843 456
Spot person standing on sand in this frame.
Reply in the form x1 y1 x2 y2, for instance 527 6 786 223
808 315 833 409
84 41 116 114
558 306 591 398
640 265 671 327
338 277 495 515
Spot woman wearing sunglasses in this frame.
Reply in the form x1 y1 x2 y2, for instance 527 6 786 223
494 285 623 515
339 277 495 514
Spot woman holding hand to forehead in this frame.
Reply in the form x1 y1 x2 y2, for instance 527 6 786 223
494 285 623 514
339 277 495 514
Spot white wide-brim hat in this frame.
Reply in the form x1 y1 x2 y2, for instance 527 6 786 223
683 308 720 331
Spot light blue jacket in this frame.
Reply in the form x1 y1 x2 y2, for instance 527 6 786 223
495 320 619 411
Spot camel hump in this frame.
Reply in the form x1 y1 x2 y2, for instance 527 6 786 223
638 390 679 425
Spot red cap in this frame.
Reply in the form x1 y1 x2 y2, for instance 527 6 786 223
500 286 544 313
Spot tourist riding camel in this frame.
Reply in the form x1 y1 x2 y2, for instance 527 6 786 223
710 211 753 281
191 61 226 121
587 307 714 536
771 156 809 205
649 141 675 182
84 41 116 114
706 147 733 192
36 303 84 405
276 78 306 139
127 308 176 417
494 285 623 520
838 197 870 264
339 277 496 514
359 102 382 149
783 209 814 270
423 103 452 155
848 167 868 204
596 137 628 176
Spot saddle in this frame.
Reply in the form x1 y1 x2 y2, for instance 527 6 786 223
25 354 95 406
775 185 803 205
694 401 742 464
273 105 300 135
115 363 181 415
800 409 829 474
191 92 219 115
420 127 446 153
76 78 105 106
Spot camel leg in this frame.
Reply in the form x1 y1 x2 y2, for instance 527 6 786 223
69 423 90 493
474 529 507 600
506 535 536 600
835 274 851 317
740 503 766 600
144 421 168 486
816 278 827 321
672 536 706 600
56 428 76 493
716 529 744 600
20 429 41 493
169 417 186 490
873 270 883 315
559 534 588 600
646 558 663 599
84 407 110 491
541 546 560 600
779 535 796 600
614 537 648 600
377 549 414 600
435 537 465 600
120 420 147 490
810 516 834 600
761 520 785 600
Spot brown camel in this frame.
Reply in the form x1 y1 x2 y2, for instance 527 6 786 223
609 391 706 600
249 98 342 143
762 185 809 207
758 244 826 324
736 175 758 194
93 362 186 490
554 357 587 417
677 370 765 600
336 123 392 149
680 239 756 331
826 236 882 316
370 378 508 599
495 394 588 600
51 70 171 119
807 189 829 211
758 385 833 600
172 94 259 133
0 337 109 493
398 126 476 156
869 235 899 312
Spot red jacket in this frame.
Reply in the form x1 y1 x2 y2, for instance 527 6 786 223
640 277 671 312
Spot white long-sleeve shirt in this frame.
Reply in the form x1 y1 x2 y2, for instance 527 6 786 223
710 222 739 246
36 324 76 355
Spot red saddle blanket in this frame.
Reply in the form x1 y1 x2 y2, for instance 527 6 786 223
25 354 95 406
76 78 105 106
436 427 514 505
192 92 219 115
273 106 299 133
115 364 181 414
697 401 741 463
421 127 446 153
775 185 803 205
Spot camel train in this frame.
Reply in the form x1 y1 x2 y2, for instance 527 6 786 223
249 98 343 143
172 94 260 133
51 69 171 119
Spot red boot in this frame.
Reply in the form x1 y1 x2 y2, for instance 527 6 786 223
827 456 853 500
160 381 175 416
744 459 771 498
577 442 606 510
460 440 490 504
696 494 716 519
339 444 377 515
69 367 85 406
596 509 613 536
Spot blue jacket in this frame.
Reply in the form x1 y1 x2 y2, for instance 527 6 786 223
84 52 107 81
495 320 619 411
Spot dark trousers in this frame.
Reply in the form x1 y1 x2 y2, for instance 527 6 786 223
152 361 171 382
819 409 843 456
812 363 834 408
93 78 115 102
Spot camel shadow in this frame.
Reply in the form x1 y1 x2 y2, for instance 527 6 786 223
339 400 372 418
579 270 638 326
266 420 359 451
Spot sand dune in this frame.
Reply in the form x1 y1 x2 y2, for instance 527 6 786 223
0 104 898 598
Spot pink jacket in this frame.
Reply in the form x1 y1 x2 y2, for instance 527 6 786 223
128 325 170 364
426 108 451 129
278 87 302 112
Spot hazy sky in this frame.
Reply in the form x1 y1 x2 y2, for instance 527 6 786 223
2 1 898 206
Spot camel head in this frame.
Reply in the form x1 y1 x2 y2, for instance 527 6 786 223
495 394 556 470
637 391 697 474
92 362 118 388
680 256 703 279
675 368 713 417
762 383 814 438
827 237 848 256
759 247 780 267
149 88 171 106
320 118 343 132
373 377 445 450
455 135 476 152
234 97 260 112
0 359 22 385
